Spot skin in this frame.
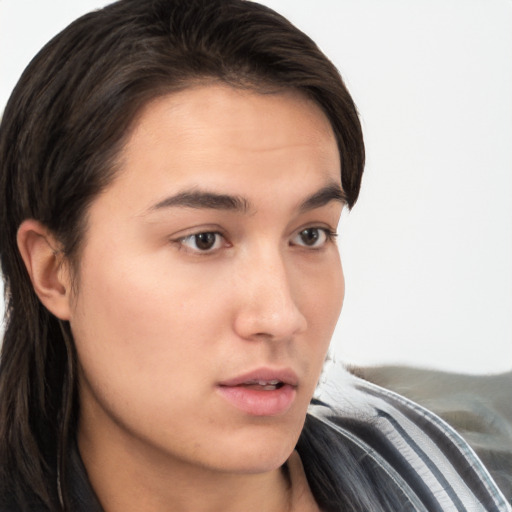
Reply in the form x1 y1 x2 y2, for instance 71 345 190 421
19 85 345 511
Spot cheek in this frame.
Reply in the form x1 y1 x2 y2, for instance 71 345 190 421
72 248 225 341
69 260 230 453
299 253 344 334
68 254 224 405
294 256 344 385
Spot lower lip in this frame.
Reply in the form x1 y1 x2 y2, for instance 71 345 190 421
217 384 296 416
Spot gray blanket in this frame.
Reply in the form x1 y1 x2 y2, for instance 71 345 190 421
359 366 512 503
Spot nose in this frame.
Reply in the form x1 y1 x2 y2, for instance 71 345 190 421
233 247 308 342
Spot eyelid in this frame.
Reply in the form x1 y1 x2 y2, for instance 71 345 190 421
168 223 337 254
290 226 338 248
170 229 231 255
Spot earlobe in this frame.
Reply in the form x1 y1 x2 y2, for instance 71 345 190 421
16 219 72 320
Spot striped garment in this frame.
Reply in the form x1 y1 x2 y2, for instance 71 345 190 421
311 361 511 511
3 363 508 511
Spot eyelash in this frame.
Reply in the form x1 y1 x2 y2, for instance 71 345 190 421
291 227 338 249
173 227 337 255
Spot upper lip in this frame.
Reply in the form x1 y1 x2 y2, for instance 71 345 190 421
218 367 299 387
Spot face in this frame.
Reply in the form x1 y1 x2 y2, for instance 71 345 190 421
68 85 344 476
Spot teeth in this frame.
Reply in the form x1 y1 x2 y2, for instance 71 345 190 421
241 379 282 390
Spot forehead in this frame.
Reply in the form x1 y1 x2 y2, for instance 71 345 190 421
122 84 338 168
102 84 341 216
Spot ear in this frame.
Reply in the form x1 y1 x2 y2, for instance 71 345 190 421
17 219 72 320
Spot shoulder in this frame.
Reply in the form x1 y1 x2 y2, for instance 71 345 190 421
304 363 511 512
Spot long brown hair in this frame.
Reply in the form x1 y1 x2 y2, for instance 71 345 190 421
0 0 364 509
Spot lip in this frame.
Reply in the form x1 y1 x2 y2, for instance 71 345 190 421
217 367 298 416
218 368 299 388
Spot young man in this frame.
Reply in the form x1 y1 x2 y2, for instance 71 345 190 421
0 1 509 510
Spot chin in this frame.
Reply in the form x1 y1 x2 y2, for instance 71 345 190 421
210 423 302 475
224 449 294 475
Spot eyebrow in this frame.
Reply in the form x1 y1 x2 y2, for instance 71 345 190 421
298 183 347 212
150 190 250 213
147 182 346 215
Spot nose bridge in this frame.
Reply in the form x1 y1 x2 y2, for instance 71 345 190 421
234 240 307 340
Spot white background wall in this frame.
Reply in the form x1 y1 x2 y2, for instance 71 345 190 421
1 0 511 374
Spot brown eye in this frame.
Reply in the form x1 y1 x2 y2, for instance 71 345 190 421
180 232 223 252
299 228 321 246
194 233 217 250
291 227 335 248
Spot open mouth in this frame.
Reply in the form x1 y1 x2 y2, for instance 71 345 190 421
236 379 285 391
216 368 298 415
